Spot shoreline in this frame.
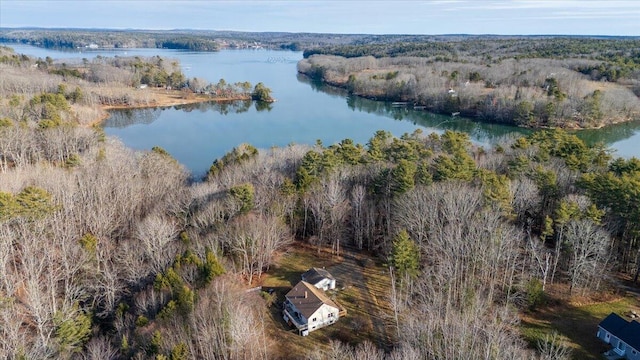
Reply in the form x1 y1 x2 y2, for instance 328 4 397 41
88 89 252 127
297 72 639 131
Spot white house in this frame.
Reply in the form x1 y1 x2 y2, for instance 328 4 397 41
301 267 336 291
597 313 640 360
283 281 340 336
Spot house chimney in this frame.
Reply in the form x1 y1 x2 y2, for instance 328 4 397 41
304 291 307 299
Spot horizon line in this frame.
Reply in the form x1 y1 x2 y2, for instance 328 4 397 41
1 27 639 38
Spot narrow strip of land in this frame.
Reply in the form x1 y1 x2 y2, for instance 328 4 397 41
89 89 251 126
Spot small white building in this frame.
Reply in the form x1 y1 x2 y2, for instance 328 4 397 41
301 267 336 291
597 313 640 360
283 281 340 336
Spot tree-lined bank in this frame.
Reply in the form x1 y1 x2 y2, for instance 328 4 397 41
299 37 640 129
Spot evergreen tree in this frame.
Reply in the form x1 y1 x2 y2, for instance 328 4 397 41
229 183 255 213
390 229 420 280
251 82 273 102
202 247 225 283
54 307 92 355
390 160 417 196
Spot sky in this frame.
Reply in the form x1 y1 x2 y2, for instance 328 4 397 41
1 0 639 36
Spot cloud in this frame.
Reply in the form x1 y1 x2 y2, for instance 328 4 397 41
472 0 640 10
439 0 640 14
530 9 640 21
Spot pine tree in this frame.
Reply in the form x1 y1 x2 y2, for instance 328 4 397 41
229 183 255 213
390 229 420 280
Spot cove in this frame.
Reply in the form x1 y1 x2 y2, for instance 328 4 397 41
4 43 640 177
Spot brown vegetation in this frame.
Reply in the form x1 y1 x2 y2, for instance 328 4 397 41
2 42 640 359
298 53 640 129
0 46 255 128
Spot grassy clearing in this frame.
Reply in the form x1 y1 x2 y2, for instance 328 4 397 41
260 245 339 359
261 245 335 289
259 242 394 359
520 291 640 359
329 253 395 348
262 243 640 359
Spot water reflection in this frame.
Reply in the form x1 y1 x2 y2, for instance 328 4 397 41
300 72 640 153
344 92 533 145
6 42 639 161
171 99 273 114
173 100 254 115
574 121 640 147
296 73 349 99
254 101 273 112
104 108 162 128
296 73 530 145
104 100 264 127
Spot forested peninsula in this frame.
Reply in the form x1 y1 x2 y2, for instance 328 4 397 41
0 45 272 128
298 37 640 129
1 38 640 360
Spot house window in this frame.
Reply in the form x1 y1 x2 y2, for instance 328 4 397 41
312 317 317 322
328 313 333 318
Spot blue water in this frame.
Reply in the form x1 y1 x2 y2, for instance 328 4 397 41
4 43 639 177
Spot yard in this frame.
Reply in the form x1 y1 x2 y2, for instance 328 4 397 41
259 242 395 359
259 241 640 360
520 282 640 360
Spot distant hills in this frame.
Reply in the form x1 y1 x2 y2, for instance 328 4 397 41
1 27 637 52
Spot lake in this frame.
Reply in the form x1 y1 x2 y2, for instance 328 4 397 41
4 43 640 177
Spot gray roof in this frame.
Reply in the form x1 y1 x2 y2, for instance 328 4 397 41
599 313 640 351
301 267 335 285
285 281 338 319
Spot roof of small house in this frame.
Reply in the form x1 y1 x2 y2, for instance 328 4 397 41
301 267 335 285
622 320 640 350
599 313 640 350
285 281 338 319
600 313 630 333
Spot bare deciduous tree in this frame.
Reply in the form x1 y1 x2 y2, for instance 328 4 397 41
308 172 350 255
83 336 119 360
564 219 611 296
134 214 179 274
190 277 271 360
221 214 291 284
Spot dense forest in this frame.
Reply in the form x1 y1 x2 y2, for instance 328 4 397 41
1 42 640 359
0 28 500 51
0 28 386 52
298 37 640 129
0 29 225 51
4 28 638 55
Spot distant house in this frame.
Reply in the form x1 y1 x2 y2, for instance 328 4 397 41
301 267 336 291
597 312 640 360
283 281 340 336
